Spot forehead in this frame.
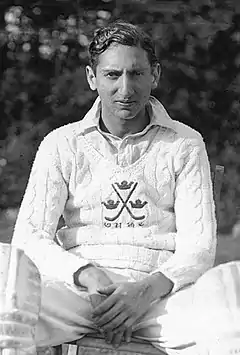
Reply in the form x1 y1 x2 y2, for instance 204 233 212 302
96 44 151 70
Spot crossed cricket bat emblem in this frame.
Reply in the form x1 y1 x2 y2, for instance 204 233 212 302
102 181 148 222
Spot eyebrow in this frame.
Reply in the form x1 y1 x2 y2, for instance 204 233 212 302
101 67 147 73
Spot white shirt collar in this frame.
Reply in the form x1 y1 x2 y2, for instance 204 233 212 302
80 96 176 134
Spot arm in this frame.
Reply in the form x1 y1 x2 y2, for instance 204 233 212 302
58 134 216 293
91 134 216 336
151 134 217 293
11 131 94 285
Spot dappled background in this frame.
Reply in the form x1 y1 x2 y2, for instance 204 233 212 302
0 0 240 263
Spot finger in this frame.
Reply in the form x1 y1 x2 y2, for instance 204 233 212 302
112 317 135 335
99 310 128 332
92 294 118 317
104 330 114 344
124 327 132 343
89 293 107 308
95 301 125 327
112 330 125 348
95 302 123 327
97 284 117 295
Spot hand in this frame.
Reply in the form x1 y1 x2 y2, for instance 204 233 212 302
89 292 132 348
75 266 117 345
75 265 113 294
92 273 173 337
103 327 133 348
92 281 152 336
89 293 108 308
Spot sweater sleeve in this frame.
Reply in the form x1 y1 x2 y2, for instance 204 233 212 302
152 134 217 292
11 131 92 285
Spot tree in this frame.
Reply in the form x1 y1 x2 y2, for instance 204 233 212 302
0 0 239 232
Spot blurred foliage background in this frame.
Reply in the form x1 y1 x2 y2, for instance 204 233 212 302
0 0 239 235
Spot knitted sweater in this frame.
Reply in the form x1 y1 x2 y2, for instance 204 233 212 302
12 96 216 293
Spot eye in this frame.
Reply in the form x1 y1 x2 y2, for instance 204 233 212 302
105 72 119 79
133 71 143 77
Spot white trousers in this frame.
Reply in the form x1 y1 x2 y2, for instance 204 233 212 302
36 262 240 355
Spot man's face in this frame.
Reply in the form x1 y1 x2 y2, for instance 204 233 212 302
86 44 160 121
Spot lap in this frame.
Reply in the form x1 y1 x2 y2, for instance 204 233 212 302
37 262 240 348
133 285 196 349
37 271 196 349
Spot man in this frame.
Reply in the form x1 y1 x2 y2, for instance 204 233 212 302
12 21 240 355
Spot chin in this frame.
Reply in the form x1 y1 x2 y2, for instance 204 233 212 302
119 114 136 120
116 109 141 121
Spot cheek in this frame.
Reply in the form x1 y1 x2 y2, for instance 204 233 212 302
97 82 115 97
137 77 152 92
138 84 152 98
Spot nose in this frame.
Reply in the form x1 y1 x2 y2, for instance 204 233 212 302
118 73 134 97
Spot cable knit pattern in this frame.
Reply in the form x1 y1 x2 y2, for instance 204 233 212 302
12 96 216 292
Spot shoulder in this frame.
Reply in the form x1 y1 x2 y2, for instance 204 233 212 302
173 120 204 144
39 120 86 154
170 120 206 157
44 120 84 142
168 122 210 177
160 120 207 169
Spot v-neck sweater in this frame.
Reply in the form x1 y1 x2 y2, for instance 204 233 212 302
12 97 216 292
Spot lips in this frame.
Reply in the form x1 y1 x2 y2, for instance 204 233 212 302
116 100 135 105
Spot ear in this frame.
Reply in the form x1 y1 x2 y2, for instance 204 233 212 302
151 63 161 90
86 65 97 91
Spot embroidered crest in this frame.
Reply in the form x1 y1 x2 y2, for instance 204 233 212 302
102 181 148 222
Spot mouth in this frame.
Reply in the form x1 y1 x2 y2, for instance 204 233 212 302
115 100 135 106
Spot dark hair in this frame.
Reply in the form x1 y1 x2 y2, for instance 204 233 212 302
88 20 158 71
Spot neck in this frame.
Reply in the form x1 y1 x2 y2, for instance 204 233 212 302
100 107 150 139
